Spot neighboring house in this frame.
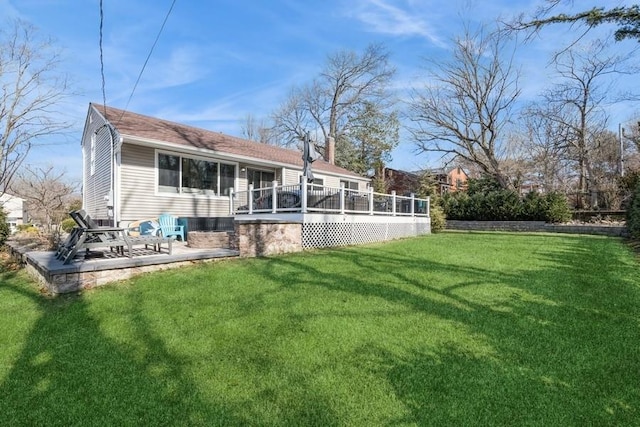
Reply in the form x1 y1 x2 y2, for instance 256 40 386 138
444 166 468 193
0 193 25 233
382 168 420 195
380 167 469 196
426 167 468 195
81 103 369 226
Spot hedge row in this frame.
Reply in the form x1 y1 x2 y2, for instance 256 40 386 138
441 189 572 223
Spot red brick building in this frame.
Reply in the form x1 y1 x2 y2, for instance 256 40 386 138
380 167 468 196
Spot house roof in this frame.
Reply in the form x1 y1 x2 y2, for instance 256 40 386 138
93 103 364 179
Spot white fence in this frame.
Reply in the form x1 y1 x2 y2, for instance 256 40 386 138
231 182 430 217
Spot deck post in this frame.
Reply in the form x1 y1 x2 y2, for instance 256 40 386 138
229 188 234 215
301 181 308 213
392 191 396 216
369 188 374 215
339 183 345 214
248 184 254 214
272 180 278 213
410 193 415 216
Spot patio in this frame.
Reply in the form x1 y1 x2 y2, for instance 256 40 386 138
15 240 239 294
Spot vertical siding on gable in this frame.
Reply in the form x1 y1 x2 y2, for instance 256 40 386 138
119 144 232 222
82 107 113 221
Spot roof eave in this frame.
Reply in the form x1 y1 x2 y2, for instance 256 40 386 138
121 134 367 180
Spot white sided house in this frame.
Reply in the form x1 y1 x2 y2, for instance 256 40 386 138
81 103 369 229
0 193 25 233
79 103 430 256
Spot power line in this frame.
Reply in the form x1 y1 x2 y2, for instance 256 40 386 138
116 0 177 125
99 0 107 117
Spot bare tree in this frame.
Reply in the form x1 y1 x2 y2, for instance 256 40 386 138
0 19 71 195
10 165 78 232
407 27 521 189
271 87 311 147
537 39 635 207
240 113 273 144
271 43 395 169
520 103 574 193
623 120 640 153
589 129 624 208
619 119 640 180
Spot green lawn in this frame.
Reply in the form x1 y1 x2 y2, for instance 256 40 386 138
0 232 639 426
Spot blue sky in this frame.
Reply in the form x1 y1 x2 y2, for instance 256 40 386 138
1 0 638 183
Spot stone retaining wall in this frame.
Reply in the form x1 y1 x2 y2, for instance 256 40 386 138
446 220 628 237
233 219 303 257
25 259 202 294
187 231 232 249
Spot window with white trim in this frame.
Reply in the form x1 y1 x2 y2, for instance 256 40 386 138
247 168 275 189
340 180 359 190
158 152 235 196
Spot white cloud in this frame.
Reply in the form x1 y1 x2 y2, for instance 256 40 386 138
348 0 448 48
145 45 209 89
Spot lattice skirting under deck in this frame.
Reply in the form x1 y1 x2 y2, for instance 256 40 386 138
302 220 430 249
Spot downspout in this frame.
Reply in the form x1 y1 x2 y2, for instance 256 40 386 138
96 122 119 227
108 128 123 228
109 125 115 227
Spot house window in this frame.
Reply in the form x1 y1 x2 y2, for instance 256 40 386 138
311 178 324 186
247 169 275 189
340 180 359 190
220 163 235 196
182 158 217 193
158 154 180 192
157 152 235 196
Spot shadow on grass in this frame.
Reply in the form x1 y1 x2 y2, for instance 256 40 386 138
1 233 638 425
0 281 243 425
0 268 343 425
251 233 640 425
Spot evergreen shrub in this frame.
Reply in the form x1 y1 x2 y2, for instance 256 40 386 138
429 203 446 233
61 217 76 233
543 192 572 223
441 178 572 222
627 181 640 239
0 208 10 245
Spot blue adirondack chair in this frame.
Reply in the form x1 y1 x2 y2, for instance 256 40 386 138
158 213 185 241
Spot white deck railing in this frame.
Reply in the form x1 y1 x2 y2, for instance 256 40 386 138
231 182 430 217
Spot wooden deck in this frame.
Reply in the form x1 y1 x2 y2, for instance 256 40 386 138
21 241 239 294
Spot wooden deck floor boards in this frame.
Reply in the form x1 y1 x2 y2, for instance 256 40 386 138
26 241 239 276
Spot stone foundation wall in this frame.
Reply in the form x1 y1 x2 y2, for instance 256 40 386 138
234 220 302 257
446 220 628 237
187 231 232 249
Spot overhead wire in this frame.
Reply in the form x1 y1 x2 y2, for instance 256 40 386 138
97 0 177 123
99 0 107 117
116 0 177 125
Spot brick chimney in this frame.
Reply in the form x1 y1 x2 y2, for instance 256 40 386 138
325 136 335 165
